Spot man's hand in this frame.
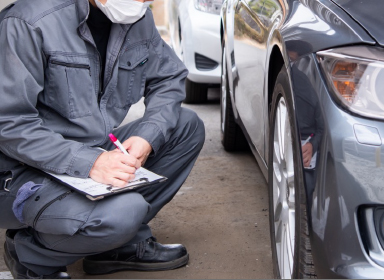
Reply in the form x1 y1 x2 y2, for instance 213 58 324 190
302 142 313 168
89 150 141 187
122 136 153 166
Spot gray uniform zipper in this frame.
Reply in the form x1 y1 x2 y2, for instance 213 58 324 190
32 190 73 228
50 60 91 76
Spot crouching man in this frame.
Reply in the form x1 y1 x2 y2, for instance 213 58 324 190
0 0 205 278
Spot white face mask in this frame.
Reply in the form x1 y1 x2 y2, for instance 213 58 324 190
95 0 153 24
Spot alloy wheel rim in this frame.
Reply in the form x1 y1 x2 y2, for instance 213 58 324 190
272 97 295 279
221 47 227 134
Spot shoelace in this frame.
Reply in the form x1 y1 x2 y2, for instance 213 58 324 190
136 236 157 259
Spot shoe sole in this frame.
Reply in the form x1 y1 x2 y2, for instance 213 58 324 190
83 253 189 275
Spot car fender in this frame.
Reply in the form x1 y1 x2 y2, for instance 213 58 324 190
263 0 376 164
264 28 294 165
281 0 374 61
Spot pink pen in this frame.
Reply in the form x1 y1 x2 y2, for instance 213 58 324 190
109 133 129 155
302 133 314 146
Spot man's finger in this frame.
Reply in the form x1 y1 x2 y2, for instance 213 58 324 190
113 171 136 183
119 155 140 169
113 163 137 174
111 177 128 188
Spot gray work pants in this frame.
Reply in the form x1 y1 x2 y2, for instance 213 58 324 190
0 108 205 275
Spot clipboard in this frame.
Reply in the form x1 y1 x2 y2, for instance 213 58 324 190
45 167 167 201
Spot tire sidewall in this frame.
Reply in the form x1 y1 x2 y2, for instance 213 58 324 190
268 66 306 279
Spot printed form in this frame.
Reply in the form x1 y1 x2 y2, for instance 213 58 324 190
47 167 166 200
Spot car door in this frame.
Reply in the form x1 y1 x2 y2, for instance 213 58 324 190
232 0 268 157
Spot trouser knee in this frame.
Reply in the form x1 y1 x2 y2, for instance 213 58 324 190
78 192 150 252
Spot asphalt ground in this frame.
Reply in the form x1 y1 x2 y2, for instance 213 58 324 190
0 89 274 279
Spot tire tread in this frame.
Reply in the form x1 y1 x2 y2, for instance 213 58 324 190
220 48 248 152
222 93 248 151
184 79 208 104
268 66 317 279
299 204 317 278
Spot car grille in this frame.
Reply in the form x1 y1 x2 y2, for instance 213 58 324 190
195 53 218 71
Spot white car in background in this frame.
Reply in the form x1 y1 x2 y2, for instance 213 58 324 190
168 0 222 103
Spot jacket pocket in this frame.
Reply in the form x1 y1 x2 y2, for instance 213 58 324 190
22 177 95 236
44 55 95 119
112 43 149 109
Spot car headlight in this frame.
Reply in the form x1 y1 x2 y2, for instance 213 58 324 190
317 46 384 120
194 0 221 14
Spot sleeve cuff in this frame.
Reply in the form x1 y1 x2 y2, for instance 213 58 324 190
67 146 104 178
130 122 165 155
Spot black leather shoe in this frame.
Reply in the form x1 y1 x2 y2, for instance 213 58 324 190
83 237 189 275
3 230 71 279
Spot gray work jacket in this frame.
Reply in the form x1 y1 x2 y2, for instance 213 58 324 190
0 0 188 177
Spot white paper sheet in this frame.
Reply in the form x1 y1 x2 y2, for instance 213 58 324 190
47 167 165 198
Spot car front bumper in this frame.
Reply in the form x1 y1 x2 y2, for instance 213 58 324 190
180 1 221 84
292 53 384 279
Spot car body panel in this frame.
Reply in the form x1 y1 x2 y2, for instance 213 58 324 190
293 53 384 278
221 0 384 277
282 0 376 56
332 0 384 47
233 0 270 157
225 0 376 166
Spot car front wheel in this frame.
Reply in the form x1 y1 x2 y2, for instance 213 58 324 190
178 26 208 104
268 66 316 279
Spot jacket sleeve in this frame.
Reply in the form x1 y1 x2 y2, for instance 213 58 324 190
0 18 103 178
130 13 189 154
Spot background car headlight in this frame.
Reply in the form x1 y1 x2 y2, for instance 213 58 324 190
317 46 384 119
194 0 222 14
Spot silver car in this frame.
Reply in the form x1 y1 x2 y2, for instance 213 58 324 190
221 0 384 278
168 0 222 103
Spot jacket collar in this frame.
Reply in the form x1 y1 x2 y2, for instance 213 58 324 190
75 0 90 26
75 0 131 32
75 0 132 88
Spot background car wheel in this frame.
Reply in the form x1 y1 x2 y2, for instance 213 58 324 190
184 78 208 104
220 46 248 151
178 24 208 104
268 66 316 279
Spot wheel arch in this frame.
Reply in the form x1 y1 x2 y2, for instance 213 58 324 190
220 20 224 46
267 45 284 117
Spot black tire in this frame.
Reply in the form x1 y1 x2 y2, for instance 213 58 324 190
183 78 208 104
220 46 248 151
268 66 316 279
